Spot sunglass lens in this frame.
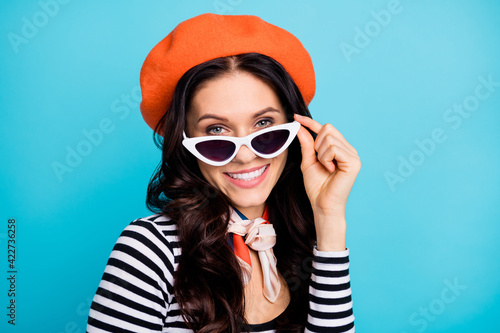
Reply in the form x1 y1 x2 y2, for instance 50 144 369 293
251 130 290 155
195 140 236 162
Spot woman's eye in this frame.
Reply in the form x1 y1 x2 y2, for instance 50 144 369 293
256 119 273 128
207 126 225 135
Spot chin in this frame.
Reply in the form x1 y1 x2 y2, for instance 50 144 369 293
229 191 270 215
233 192 268 206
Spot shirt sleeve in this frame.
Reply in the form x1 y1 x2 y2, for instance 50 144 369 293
86 220 177 333
305 247 355 333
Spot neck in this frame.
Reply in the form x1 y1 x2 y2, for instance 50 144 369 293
233 204 266 220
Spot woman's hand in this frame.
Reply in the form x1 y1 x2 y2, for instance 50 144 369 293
294 114 361 251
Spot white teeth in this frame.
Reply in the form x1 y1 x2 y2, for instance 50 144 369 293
227 166 267 181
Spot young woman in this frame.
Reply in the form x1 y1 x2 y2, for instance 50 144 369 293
87 13 360 332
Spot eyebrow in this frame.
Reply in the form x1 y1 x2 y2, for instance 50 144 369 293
197 107 281 123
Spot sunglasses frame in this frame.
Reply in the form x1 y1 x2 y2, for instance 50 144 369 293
182 121 301 166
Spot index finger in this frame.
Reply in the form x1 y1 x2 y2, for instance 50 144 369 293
295 123 318 172
294 114 357 155
294 114 323 134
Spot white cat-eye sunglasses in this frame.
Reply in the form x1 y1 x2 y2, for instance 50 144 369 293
182 121 300 166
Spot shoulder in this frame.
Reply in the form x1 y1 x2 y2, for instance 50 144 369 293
110 214 181 280
127 213 180 247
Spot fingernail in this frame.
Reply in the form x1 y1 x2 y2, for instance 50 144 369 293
294 114 303 119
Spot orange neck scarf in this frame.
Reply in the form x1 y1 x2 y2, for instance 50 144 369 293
227 207 280 303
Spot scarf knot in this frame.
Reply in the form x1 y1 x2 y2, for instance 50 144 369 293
228 217 276 251
227 210 280 303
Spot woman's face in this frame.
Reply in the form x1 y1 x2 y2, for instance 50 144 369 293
186 71 288 219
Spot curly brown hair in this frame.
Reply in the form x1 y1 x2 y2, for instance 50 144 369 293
146 53 316 332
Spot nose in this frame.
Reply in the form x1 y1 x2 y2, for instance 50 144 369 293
231 144 257 164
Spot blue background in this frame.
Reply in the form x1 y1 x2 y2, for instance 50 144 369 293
1 0 499 332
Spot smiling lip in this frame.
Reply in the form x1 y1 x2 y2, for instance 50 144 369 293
224 164 269 189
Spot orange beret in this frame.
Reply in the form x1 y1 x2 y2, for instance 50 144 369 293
139 13 316 132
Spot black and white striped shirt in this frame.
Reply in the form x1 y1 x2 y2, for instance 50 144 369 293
86 214 355 332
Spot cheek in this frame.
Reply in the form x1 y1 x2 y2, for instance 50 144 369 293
197 161 221 187
274 151 288 177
